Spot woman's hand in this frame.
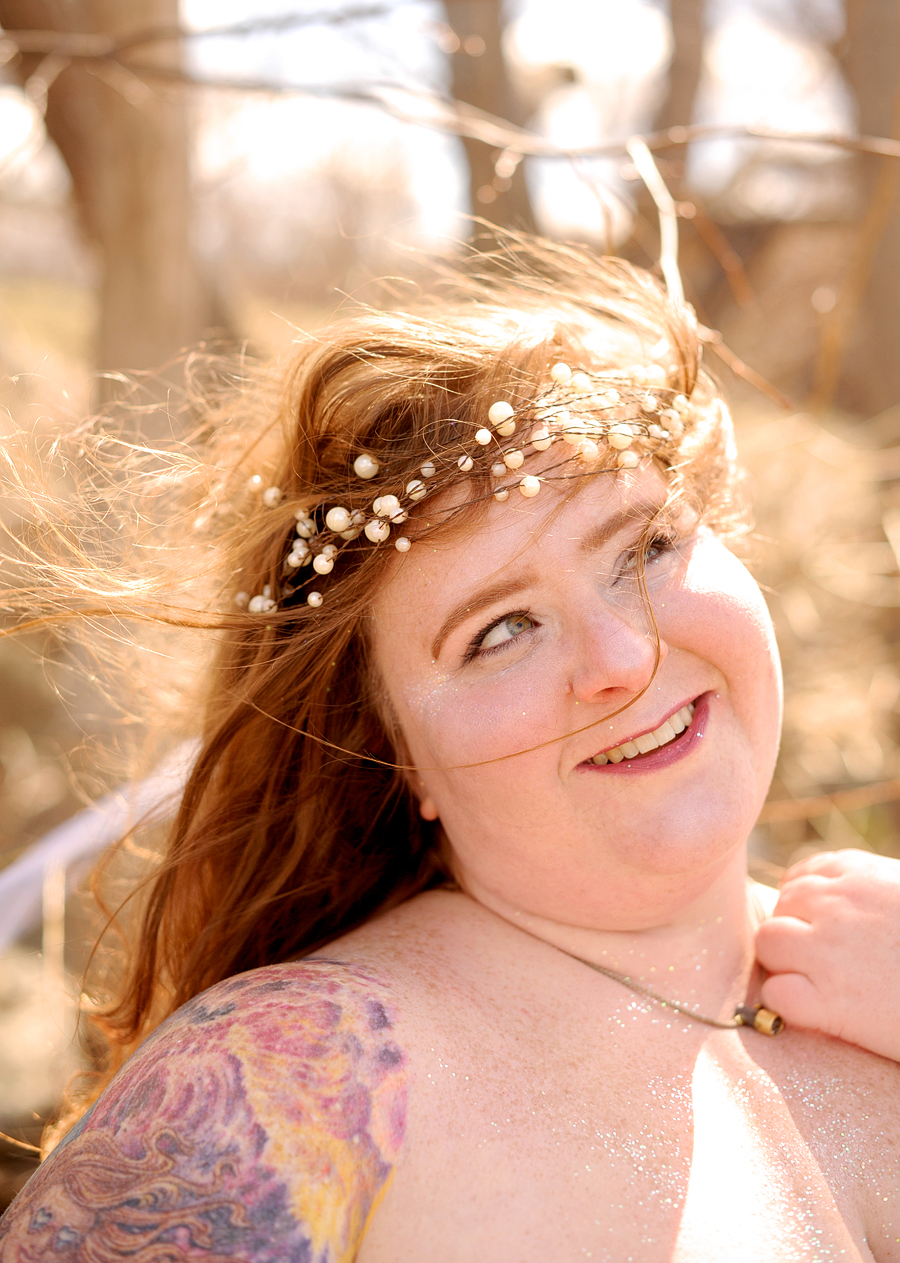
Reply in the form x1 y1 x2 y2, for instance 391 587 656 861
756 849 900 1062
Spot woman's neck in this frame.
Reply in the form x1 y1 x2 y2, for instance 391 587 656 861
463 856 762 1021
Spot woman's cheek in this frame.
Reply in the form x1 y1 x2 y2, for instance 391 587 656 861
400 670 560 768
675 540 782 747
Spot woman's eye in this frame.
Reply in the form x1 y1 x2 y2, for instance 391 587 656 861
477 613 535 653
620 532 676 575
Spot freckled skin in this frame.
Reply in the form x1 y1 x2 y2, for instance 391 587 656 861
0 964 408 1263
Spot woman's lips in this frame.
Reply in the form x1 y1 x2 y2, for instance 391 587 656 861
579 693 710 775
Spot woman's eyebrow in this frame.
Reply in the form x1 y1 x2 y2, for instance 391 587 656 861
430 575 537 660
579 497 666 554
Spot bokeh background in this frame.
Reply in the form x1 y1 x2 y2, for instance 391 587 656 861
1 0 900 1206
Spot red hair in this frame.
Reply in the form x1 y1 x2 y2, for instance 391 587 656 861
1 240 741 1133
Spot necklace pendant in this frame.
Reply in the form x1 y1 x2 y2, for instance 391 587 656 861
734 1003 784 1036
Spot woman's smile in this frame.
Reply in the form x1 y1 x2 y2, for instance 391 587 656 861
581 693 702 772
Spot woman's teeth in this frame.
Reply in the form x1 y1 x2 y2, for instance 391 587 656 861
591 703 696 765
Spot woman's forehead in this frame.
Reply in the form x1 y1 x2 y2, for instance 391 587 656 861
375 466 669 615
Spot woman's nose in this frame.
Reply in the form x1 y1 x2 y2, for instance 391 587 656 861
568 600 667 704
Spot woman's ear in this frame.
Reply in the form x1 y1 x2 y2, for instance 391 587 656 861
418 794 439 821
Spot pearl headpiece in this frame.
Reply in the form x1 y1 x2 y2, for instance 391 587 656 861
236 361 693 613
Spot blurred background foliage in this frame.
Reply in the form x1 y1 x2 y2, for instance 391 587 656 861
1 0 900 1206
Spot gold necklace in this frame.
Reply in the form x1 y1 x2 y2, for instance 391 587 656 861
556 945 784 1035
509 912 785 1037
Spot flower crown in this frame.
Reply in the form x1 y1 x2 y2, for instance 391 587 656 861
236 360 693 614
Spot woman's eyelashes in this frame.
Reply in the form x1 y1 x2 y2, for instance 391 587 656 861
465 612 537 662
617 530 679 580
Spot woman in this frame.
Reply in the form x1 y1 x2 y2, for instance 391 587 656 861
1 242 899 1262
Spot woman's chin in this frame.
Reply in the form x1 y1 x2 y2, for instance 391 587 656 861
466 832 750 933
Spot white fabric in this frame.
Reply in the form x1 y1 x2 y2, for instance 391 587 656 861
0 741 196 953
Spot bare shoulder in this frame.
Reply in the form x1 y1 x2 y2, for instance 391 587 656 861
760 1026 900 1257
766 1024 900 1130
0 962 408 1263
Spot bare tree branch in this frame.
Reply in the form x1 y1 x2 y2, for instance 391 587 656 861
4 23 900 164
626 136 683 307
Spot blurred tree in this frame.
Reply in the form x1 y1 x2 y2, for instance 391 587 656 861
825 0 900 416
0 0 219 381
655 0 705 134
444 0 536 232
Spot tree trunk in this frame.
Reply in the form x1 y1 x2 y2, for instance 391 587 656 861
0 0 217 381
656 0 705 134
444 0 536 234
829 0 900 416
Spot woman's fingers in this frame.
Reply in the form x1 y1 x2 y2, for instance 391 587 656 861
755 915 816 974
769 874 832 922
754 849 900 1062
759 970 829 1033
778 849 859 884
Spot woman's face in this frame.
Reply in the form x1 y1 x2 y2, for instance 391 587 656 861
370 465 783 930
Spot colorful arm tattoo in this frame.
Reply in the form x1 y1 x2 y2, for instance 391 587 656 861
0 963 408 1263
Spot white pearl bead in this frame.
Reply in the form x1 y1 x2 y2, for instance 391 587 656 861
648 424 666 440
607 424 633 450
234 591 249 607
642 395 659 412
285 552 303 569
519 475 541 497
604 389 621 405
313 554 334 574
406 479 427 501
490 461 506 477
577 439 600 462
645 364 667 386
247 474 263 493
294 506 311 520
262 585 271 598
503 449 524 470
457 455 474 472
630 365 648 384
321 543 337 559
395 536 411 552
291 539 309 558
494 488 509 502
488 401 514 426
530 426 552 451
562 428 583 446
365 519 390 543
420 461 436 478
324 506 351 533
374 494 401 518
307 591 323 608
474 428 492 445
571 372 592 394
673 394 690 415
617 450 640 469
248 594 275 614
353 453 380 480
339 528 362 541
262 486 282 508
550 362 571 384
495 418 516 437
295 517 317 538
